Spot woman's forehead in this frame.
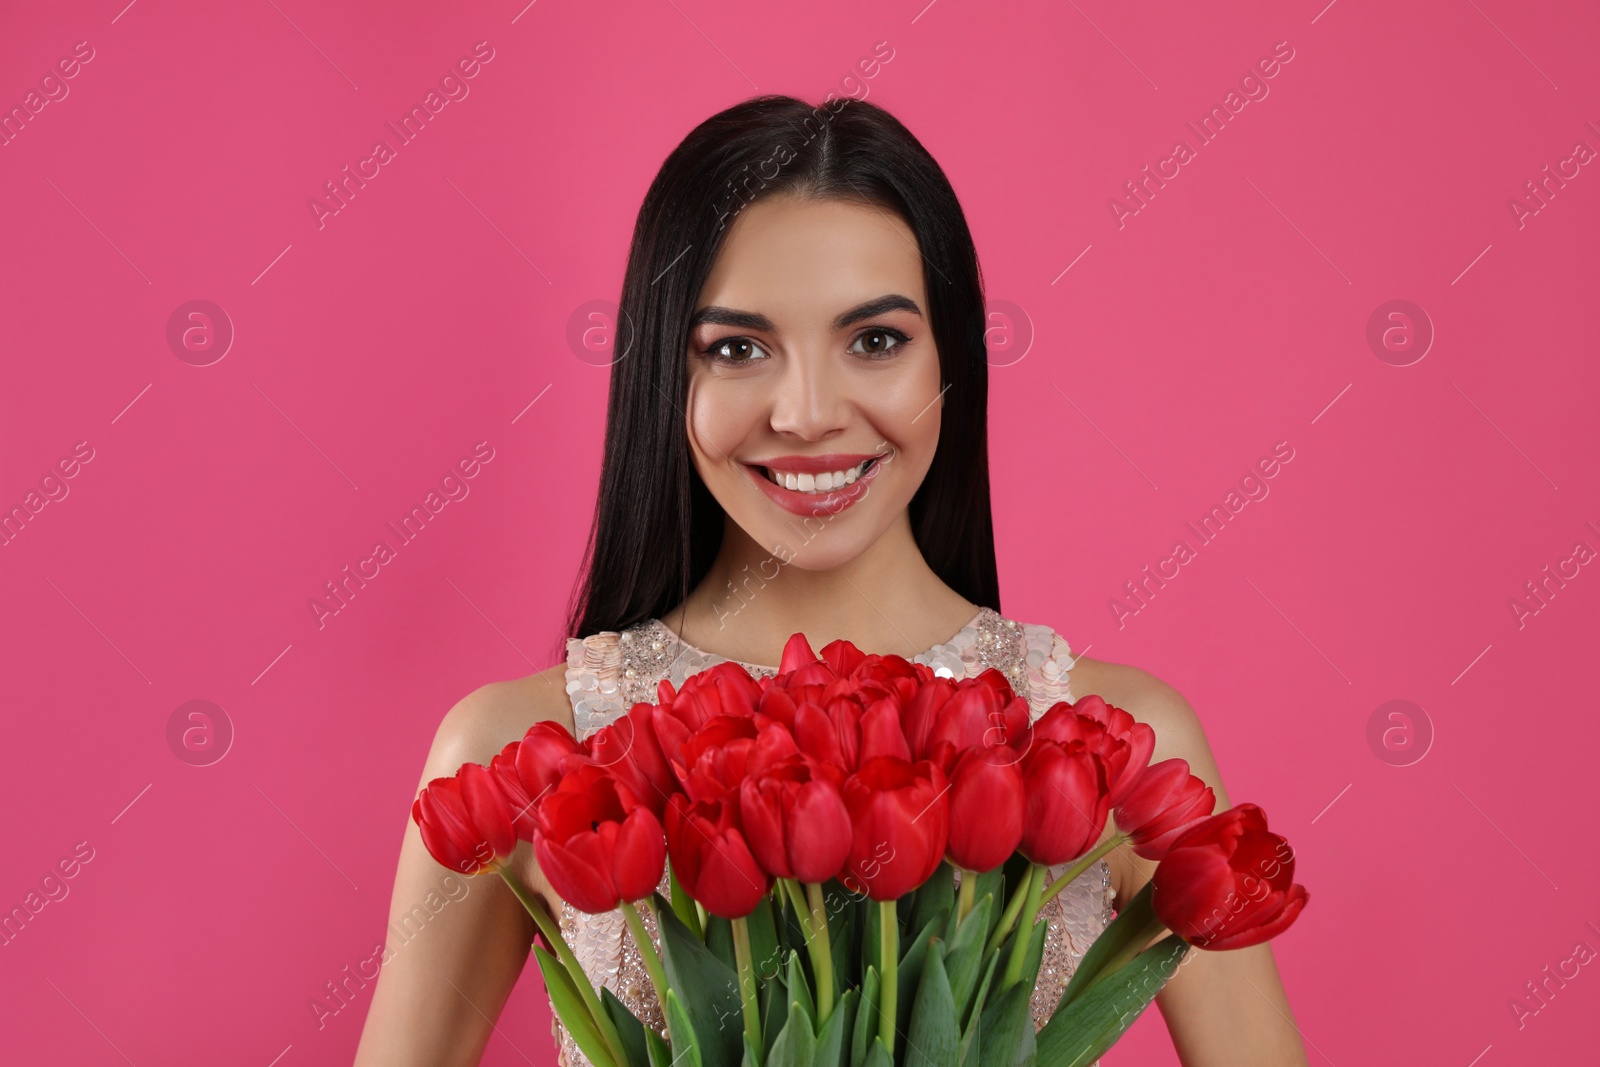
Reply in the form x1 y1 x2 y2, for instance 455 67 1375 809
696 196 927 326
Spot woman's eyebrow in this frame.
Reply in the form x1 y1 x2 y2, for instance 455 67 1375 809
689 294 923 333
690 306 774 331
832 294 922 329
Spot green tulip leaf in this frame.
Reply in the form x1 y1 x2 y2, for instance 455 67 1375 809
533 942 618 1067
767 995 818 1067
786 948 817 1032
823 881 862 989
665 990 706 1067
958 947 1000 1065
602 985 651 1067
1054 882 1159 1012
914 860 956 942
896 915 944 1040
707 916 738 974
814 987 858 1067
944 893 994 1026
944 866 1005 943
667 870 704 942
860 1034 894 1067
759 969 790 1063
851 966 880 1067
741 1029 763 1067
977 920 1046 1067
1035 934 1189 1067
906 939 961 1067
646 1025 673 1067
656 897 744 1067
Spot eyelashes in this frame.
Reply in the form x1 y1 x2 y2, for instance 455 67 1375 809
700 326 912 367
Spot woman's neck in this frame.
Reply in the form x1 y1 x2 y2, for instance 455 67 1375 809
666 512 981 666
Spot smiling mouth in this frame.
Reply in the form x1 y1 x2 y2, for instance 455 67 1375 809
754 457 880 494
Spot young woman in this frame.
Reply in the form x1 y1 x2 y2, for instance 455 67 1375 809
356 95 1308 1067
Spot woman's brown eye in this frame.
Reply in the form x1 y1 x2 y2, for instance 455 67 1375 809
850 328 907 357
706 337 769 364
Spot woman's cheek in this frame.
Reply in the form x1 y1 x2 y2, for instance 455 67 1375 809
686 379 749 461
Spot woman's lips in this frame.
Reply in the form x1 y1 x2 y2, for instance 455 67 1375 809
743 457 884 517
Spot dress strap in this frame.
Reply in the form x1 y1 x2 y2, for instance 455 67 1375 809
564 632 628 740
1019 623 1077 715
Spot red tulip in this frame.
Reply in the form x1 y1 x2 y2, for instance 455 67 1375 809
531 763 666 913
1062 695 1156 805
858 696 913 764
841 756 949 900
946 745 1025 872
777 631 835 683
923 673 1033 763
664 793 771 919
1114 758 1216 861
576 702 680 819
898 677 956 759
739 754 853 883
672 714 758 803
817 637 868 677
1018 739 1110 866
652 661 762 772
849 653 930 709
764 689 852 769
412 763 517 875
489 722 584 839
1151 803 1309 950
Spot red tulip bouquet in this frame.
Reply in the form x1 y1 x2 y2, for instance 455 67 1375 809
412 634 1308 1067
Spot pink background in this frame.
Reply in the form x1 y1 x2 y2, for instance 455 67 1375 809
2 0 1597 1064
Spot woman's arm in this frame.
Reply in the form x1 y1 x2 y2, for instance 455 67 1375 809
1081 660 1311 1067
354 667 569 1067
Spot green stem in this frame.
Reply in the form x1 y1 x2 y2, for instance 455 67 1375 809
732 915 763 1057
1002 863 1044 989
782 877 812 937
956 867 976 924
499 868 629 1067
621 899 671 1011
985 864 1034 955
668 861 704 941
805 881 835 1024
1039 834 1128 907
879 899 898 1056
1093 928 1159 980
780 878 829 1021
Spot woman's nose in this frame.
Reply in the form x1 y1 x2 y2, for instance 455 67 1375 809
767 348 849 441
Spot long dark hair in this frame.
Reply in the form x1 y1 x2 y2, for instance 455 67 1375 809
566 94 999 639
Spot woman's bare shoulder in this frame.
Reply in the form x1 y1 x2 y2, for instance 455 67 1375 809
425 663 575 776
1068 653 1222 788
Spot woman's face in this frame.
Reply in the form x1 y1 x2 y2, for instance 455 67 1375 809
685 194 943 572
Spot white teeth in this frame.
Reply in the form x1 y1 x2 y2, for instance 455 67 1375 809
763 460 875 493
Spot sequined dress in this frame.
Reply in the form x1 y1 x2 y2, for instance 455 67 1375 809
550 607 1116 1067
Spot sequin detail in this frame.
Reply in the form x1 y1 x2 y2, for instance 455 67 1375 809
550 609 1113 1067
